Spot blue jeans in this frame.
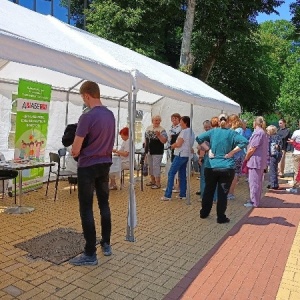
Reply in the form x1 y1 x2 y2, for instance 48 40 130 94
165 155 189 198
269 154 282 188
77 163 111 256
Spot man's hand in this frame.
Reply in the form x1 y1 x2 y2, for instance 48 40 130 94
71 148 80 158
71 135 85 158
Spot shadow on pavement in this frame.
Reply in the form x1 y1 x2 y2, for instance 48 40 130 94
164 192 299 299
260 195 300 208
244 215 295 227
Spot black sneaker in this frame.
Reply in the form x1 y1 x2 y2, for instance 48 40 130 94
101 242 112 256
217 217 230 224
200 211 209 219
69 253 98 266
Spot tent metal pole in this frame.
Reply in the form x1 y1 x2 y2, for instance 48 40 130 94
114 93 128 147
50 0 54 16
61 80 83 169
67 0 71 24
116 100 121 147
151 96 165 106
126 76 137 242
186 104 193 205
65 80 84 127
83 0 87 30
0 61 9 71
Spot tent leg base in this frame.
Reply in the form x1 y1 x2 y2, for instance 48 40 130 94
125 225 135 242
125 236 136 242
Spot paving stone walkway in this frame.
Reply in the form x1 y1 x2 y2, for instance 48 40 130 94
0 155 299 299
165 182 300 300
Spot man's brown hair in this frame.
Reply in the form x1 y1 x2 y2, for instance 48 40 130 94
80 81 100 98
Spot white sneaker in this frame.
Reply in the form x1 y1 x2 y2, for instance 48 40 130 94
286 188 298 193
162 188 179 193
227 194 235 200
244 202 254 207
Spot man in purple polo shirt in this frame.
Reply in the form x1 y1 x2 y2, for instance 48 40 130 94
69 81 115 266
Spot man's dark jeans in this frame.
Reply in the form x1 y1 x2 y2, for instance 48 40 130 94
200 168 235 221
77 163 111 256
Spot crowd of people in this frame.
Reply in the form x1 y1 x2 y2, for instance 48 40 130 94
145 113 300 220
67 80 300 266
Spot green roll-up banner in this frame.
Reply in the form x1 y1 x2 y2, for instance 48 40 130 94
14 79 52 193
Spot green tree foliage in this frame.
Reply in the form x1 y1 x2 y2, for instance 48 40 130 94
290 0 300 33
257 21 299 117
192 21 295 114
84 0 185 65
191 0 284 82
60 0 88 27
277 49 300 118
257 21 295 98
206 33 278 114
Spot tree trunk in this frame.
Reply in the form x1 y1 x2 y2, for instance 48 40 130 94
180 0 196 72
199 36 227 82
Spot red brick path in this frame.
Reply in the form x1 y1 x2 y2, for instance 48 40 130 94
165 187 300 300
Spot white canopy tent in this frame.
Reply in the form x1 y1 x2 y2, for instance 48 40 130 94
0 0 241 240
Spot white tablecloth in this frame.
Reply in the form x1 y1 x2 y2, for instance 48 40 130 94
109 156 121 177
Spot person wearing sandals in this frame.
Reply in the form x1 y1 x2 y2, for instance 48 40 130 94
196 114 248 223
266 125 282 190
109 127 130 190
161 116 195 201
145 115 167 189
